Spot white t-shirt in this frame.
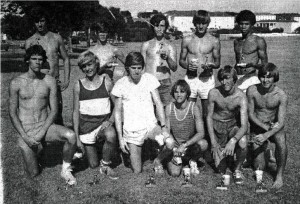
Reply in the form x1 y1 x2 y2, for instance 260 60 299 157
111 73 160 131
237 75 261 93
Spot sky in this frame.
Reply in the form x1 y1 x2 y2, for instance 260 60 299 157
101 0 300 16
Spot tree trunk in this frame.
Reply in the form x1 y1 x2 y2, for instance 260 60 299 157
68 35 73 53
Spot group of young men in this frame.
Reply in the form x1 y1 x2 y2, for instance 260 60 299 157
9 7 287 191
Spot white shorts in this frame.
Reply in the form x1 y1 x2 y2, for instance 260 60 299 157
237 75 260 93
79 125 102 144
185 75 215 99
123 123 162 146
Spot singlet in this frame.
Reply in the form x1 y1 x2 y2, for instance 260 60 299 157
78 77 111 134
169 101 196 144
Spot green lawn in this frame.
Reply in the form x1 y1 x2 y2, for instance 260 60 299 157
1 37 300 203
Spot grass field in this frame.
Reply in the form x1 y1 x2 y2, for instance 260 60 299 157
1 37 300 203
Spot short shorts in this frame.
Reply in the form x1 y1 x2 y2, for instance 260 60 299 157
123 123 162 146
213 118 239 148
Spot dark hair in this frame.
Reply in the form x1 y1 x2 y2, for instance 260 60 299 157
30 6 49 24
24 45 47 63
93 22 109 33
77 51 99 70
171 80 191 99
236 10 256 25
125 52 145 70
258 63 279 82
150 14 169 32
217 65 238 83
193 10 211 25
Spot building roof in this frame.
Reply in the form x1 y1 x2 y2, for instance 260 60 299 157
255 12 275 15
164 10 236 17
257 20 297 23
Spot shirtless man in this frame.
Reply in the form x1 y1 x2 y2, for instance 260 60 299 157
234 10 268 92
25 7 70 125
9 45 77 185
207 66 248 184
179 10 220 116
141 14 177 107
166 80 208 177
89 22 125 82
247 63 287 189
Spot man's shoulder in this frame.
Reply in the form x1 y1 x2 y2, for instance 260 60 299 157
273 86 287 98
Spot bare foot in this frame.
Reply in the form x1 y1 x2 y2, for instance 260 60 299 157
271 177 283 189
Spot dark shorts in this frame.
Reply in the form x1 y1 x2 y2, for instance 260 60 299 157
213 119 239 148
158 78 172 106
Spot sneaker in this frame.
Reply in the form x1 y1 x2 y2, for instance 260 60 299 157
61 166 77 186
154 164 164 175
216 182 228 190
233 170 244 185
99 165 119 180
189 160 200 175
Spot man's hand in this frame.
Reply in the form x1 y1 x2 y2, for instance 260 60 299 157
211 144 224 167
59 80 70 91
76 140 86 155
188 63 198 71
175 144 187 156
119 138 129 154
23 135 40 147
201 63 215 70
34 130 46 143
223 138 237 156
99 121 113 132
253 134 268 146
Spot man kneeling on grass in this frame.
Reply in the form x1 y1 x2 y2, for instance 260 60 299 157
247 63 288 189
112 52 175 174
9 45 77 185
73 51 118 179
165 80 208 177
207 65 248 185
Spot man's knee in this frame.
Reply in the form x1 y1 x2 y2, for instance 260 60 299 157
89 161 100 169
165 137 175 150
104 126 117 143
197 139 208 151
64 130 76 145
238 135 247 149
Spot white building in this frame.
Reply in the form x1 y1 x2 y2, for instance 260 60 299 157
255 13 276 21
256 20 300 33
165 11 235 33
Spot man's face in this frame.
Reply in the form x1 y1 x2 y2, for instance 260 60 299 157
97 32 108 42
35 17 47 33
81 60 97 77
238 21 252 35
195 22 209 34
220 74 235 92
154 20 166 37
174 86 188 103
29 54 44 72
128 64 143 84
260 73 275 89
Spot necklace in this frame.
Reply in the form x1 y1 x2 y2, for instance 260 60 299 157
174 102 191 121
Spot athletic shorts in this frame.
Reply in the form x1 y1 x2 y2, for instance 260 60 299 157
185 75 215 99
123 123 162 146
79 124 105 145
213 119 239 148
158 78 172 106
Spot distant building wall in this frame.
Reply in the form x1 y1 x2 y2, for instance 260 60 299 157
256 13 276 21
256 21 299 33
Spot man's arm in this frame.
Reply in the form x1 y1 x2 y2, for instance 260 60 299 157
165 103 172 134
185 103 205 147
140 41 148 65
165 43 177 72
100 76 115 130
206 90 218 147
25 38 32 50
35 77 58 141
179 37 189 69
210 38 221 69
233 93 248 141
72 81 85 152
151 89 168 132
257 37 268 65
114 48 125 65
58 35 70 91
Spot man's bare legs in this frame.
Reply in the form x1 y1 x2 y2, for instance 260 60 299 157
235 135 248 171
128 143 142 173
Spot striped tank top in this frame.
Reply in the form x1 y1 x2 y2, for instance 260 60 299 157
79 77 111 134
169 101 196 144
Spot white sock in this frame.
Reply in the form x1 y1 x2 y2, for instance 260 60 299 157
62 161 71 171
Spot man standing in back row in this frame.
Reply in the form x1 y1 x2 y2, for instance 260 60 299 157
234 10 268 92
179 10 220 117
141 14 177 107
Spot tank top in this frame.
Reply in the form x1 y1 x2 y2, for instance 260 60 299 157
78 77 111 134
169 101 196 144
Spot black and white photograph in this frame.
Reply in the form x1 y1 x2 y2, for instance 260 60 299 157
1 0 300 203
